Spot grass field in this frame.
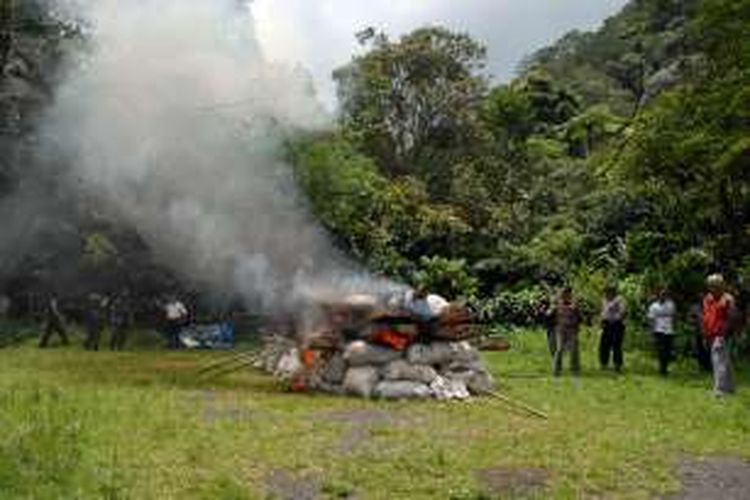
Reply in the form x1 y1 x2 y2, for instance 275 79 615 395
0 325 749 499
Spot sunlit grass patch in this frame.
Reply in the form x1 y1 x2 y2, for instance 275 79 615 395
0 328 748 498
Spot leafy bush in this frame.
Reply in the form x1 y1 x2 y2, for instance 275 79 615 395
412 256 479 301
569 266 609 323
473 286 547 326
664 249 711 304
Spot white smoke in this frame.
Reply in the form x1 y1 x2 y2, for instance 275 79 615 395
41 0 404 314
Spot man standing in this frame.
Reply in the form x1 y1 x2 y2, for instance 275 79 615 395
109 292 130 351
703 274 736 396
39 294 69 348
648 288 677 376
84 294 105 351
552 286 581 377
164 296 188 350
599 285 626 372
536 296 556 357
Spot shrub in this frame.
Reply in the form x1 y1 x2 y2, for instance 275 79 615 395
413 256 479 301
473 286 547 326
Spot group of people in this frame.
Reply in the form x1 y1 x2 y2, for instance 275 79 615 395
39 292 133 351
38 293 192 351
542 274 743 397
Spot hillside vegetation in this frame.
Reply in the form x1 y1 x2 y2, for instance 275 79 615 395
292 0 750 322
0 0 748 323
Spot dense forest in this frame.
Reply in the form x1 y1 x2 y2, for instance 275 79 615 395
1 0 748 329
292 0 749 327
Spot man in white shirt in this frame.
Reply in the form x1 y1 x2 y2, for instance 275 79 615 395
647 288 677 376
600 285 627 372
164 297 188 349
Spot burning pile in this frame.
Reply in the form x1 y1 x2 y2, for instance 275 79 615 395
259 294 495 400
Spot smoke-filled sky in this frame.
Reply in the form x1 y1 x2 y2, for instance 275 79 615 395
42 0 406 314
30 0 628 313
251 0 630 108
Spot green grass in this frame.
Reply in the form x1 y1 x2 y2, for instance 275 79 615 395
0 326 748 499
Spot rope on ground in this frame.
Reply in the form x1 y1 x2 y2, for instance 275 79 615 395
197 351 259 378
482 390 549 420
200 357 260 380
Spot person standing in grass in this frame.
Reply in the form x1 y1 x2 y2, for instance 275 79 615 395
164 296 188 350
109 292 130 351
599 285 626 372
552 286 581 377
647 288 677 376
536 296 556 357
703 274 736 396
39 294 69 348
84 294 105 351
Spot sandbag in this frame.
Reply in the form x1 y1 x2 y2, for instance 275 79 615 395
313 381 345 396
445 368 495 395
343 340 402 366
451 341 481 363
382 360 438 384
407 343 452 365
466 370 495 395
407 341 479 366
342 366 380 398
374 381 433 400
321 352 347 385
430 376 471 401
444 358 485 373
275 348 302 380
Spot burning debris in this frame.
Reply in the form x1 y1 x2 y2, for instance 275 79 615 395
257 292 496 401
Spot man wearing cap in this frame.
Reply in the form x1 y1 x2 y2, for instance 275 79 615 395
703 274 736 396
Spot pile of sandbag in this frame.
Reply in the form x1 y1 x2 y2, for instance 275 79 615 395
257 293 496 400
338 339 493 400
260 334 495 401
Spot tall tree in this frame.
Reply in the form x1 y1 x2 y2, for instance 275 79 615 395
333 27 487 179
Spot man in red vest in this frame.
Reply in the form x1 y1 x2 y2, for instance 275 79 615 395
703 274 736 396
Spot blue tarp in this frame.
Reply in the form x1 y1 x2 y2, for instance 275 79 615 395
179 323 234 349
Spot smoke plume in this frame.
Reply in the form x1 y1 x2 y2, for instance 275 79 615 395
41 0 402 313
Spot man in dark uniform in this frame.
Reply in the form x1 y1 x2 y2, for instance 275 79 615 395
109 292 130 351
39 294 69 348
84 294 105 351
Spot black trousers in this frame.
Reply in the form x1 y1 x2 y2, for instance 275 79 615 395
165 321 182 349
653 332 674 375
84 324 101 351
545 326 556 357
695 335 712 372
110 325 128 351
39 320 69 347
599 321 625 370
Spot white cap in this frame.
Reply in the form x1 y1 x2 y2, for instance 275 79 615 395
707 274 725 287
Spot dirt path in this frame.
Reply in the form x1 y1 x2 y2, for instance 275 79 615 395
476 467 549 498
669 457 750 500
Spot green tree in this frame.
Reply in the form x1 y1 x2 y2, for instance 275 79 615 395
333 27 487 182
